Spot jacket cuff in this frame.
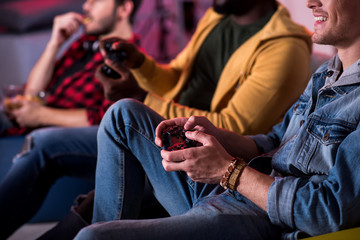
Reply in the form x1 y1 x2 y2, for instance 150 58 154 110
131 55 156 83
267 176 301 229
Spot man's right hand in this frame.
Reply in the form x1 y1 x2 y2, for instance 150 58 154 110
100 38 145 69
50 12 84 48
95 59 147 102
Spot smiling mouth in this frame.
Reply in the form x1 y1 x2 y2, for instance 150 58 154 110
314 16 328 22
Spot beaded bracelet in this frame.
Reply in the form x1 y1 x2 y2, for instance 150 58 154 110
220 157 247 191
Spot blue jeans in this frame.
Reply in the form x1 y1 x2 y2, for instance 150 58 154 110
76 99 281 240
0 126 98 238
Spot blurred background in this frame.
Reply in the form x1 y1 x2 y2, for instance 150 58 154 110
0 0 334 89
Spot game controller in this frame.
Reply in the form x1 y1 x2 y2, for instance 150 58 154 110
161 126 197 151
101 65 121 79
101 38 127 78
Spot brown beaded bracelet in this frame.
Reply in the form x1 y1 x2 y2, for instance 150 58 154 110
220 157 247 191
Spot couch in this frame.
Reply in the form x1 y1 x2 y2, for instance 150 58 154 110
0 136 94 223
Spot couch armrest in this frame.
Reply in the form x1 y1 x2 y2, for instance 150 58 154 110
302 227 360 240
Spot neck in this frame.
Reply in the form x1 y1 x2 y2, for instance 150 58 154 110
231 2 275 25
100 21 133 41
337 39 360 70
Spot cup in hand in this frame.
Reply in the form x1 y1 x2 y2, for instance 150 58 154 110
2 84 25 111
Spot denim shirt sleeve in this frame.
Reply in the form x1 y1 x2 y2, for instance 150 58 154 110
267 176 301 230
267 128 360 235
249 83 311 154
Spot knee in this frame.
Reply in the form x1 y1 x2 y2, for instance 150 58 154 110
27 127 64 149
106 99 147 118
29 127 56 141
74 225 101 240
100 99 151 129
13 128 59 163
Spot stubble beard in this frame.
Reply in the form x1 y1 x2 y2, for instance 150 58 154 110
85 14 117 36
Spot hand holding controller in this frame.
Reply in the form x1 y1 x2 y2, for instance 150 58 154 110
101 38 128 78
161 125 198 151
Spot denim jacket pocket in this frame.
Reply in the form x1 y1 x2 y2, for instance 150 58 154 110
307 117 355 145
299 117 356 174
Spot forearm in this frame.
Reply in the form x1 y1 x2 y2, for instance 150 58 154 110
131 55 182 97
37 106 90 127
26 41 61 94
217 130 260 161
235 166 274 211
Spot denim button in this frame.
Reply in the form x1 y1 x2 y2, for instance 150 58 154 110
294 104 299 111
300 120 305 127
323 129 330 141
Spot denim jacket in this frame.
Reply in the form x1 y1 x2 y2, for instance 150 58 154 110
251 55 360 238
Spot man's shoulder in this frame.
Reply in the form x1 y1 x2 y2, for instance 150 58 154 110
197 8 225 27
263 3 311 40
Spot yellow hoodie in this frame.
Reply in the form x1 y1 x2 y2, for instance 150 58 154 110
131 3 312 135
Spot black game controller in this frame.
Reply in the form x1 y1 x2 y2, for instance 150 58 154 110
101 65 121 79
101 38 127 78
162 126 197 151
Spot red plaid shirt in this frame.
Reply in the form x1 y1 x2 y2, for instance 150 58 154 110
46 34 111 125
4 34 140 136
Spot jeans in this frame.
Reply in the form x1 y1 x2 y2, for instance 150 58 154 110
0 126 98 239
76 99 281 240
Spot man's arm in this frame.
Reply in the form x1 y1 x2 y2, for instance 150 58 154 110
144 37 311 135
158 116 273 211
26 12 84 94
267 129 360 236
234 165 274 211
11 101 89 127
160 125 274 211
35 107 89 127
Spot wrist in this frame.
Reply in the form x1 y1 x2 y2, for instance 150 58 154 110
220 157 247 191
37 105 49 126
132 53 145 69
46 38 62 52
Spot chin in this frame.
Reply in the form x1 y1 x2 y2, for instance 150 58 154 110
85 29 101 36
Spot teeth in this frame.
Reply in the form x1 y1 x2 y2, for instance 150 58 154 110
315 16 328 22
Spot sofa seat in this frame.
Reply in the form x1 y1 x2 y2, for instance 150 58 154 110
0 135 94 222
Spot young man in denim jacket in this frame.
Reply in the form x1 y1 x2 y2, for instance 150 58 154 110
74 0 360 239
1 0 313 238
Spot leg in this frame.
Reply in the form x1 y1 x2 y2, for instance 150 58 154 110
0 126 98 239
76 188 281 240
94 99 216 222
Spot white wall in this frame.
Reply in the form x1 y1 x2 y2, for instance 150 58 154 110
278 0 336 56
